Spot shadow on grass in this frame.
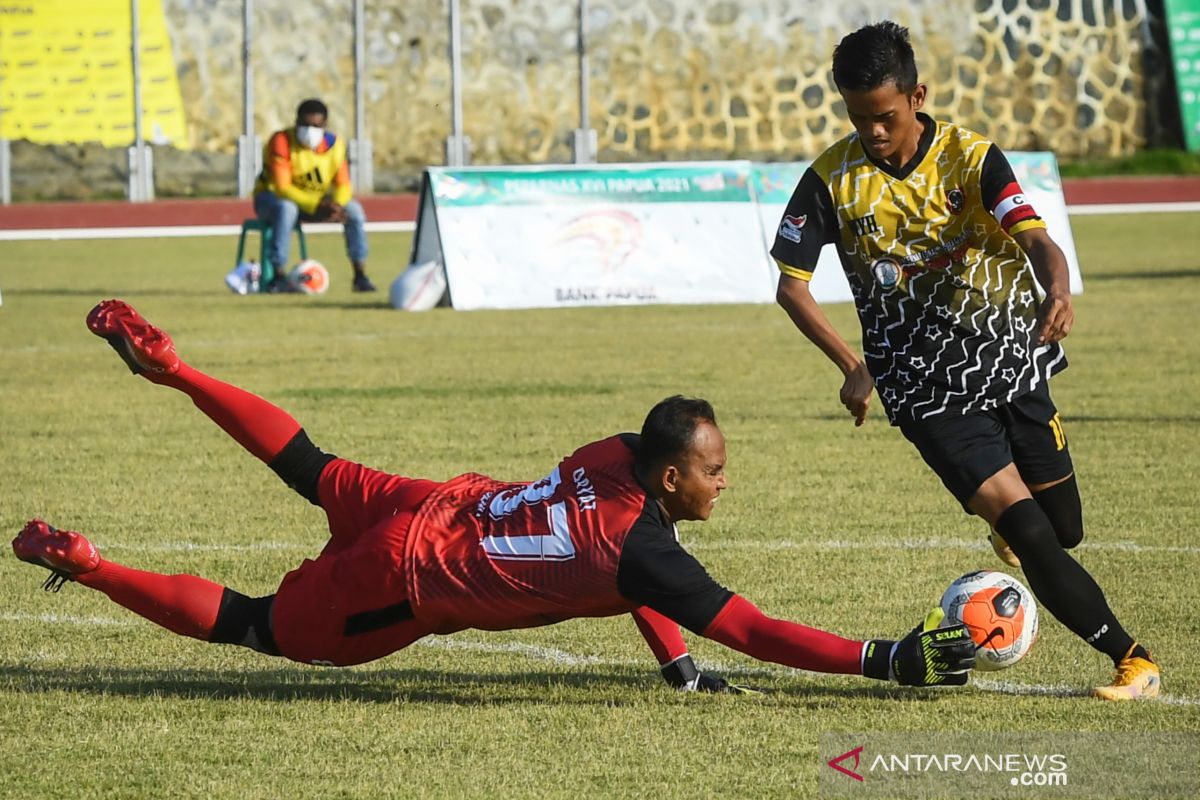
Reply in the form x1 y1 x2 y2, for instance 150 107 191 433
1069 415 1200 424
1086 268 1200 282
307 301 395 310
0 662 943 706
808 413 1200 424
6 288 218 298
279 382 618 401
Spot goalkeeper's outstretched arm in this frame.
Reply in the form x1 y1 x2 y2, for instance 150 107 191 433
700 595 976 687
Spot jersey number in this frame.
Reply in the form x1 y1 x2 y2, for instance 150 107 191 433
481 500 576 561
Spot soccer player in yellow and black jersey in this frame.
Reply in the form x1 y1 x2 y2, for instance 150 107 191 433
771 22 1159 700
253 98 376 292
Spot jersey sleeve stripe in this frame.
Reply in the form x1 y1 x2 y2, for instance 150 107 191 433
1007 217 1047 237
775 259 813 281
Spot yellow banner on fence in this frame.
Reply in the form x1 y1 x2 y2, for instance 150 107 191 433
0 0 188 147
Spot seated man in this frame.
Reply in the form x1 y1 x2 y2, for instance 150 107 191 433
12 300 976 693
253 98 376 293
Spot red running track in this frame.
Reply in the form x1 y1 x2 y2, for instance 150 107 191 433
0 194 419 230
0 177 1197 230
1061 175 1200 205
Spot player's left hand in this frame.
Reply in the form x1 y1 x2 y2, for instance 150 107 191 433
863 608 976 687
1035 290 1074 344
661 654 767 695
840 362 874 426
892 607 976 686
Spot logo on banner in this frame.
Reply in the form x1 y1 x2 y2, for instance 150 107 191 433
779 213 807 243
693 172 727 192
552 209 642 274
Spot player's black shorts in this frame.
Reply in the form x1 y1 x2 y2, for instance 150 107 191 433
897 382 1073 512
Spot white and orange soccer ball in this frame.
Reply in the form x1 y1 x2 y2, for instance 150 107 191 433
288 259 330 294
940 570 1038 671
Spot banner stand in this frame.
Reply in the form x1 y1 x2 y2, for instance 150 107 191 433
391 173 452 310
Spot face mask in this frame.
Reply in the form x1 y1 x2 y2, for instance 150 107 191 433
296 125 324 149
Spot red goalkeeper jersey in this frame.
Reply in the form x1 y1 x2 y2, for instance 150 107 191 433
404 435 655 633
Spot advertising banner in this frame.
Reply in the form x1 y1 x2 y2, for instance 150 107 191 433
1165 0 1200 151
415 163 776 310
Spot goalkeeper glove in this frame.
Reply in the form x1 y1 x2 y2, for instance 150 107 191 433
862 607 976 687
660 654 766 695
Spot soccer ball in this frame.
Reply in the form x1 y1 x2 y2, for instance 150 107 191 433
288 260 330 294
940 570 1038 671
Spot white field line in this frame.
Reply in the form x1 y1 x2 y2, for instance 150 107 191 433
1 611 138 627
0 220 414 242
91 536 1200 556
2 611 1196 707
685 538 1200 556
0 203 1195 242
1067 201 1200 216
99 541 313 553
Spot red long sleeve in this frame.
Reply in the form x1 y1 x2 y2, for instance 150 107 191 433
631 606 689 666
702 594 864 675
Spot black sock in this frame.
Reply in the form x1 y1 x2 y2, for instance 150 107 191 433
996 499 1135 665
209 589 280 656
1032 475 1085 549
267 429 336 506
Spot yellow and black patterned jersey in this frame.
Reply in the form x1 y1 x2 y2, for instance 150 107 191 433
770 113 1066 423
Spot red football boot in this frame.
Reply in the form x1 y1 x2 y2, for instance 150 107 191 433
86 299 181 375
12 519 101 591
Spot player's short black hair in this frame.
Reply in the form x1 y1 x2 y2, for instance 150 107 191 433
296 98 329 121
637 396 717 471
832 21 919 94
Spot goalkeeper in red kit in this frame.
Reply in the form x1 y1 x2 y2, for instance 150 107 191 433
13 300 975 693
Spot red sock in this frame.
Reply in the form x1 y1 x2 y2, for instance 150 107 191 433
155 363 300 464
77 560 225 641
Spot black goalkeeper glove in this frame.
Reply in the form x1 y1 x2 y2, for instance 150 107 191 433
862 608 976 687
660 654 766 695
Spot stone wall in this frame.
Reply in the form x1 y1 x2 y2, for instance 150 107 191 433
8 0 1178 201
8 140 236 201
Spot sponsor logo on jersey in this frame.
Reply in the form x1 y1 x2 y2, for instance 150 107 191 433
947 188 965 214
871 256 902 290
850 213 880 237
898 232 972 274
779 213 807 243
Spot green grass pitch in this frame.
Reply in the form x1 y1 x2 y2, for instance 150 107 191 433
0 214 1198 798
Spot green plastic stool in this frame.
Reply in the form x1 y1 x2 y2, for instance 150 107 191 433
236 218 308 290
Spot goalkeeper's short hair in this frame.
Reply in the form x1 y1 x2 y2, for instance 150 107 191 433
637 396 717 472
